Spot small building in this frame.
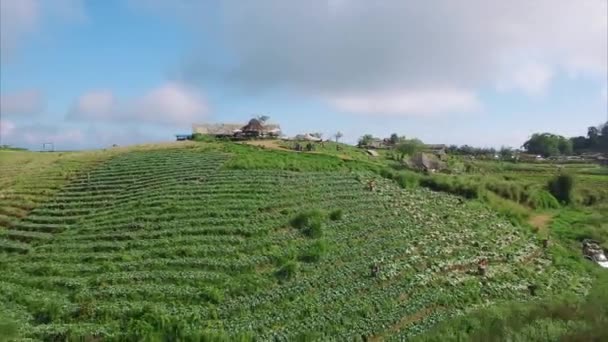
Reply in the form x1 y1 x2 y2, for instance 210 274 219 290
175 134 193 141
192 123 243 137
424 144 448 160
192 120 282 139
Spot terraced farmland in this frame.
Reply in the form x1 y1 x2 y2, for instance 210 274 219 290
0 146 591 340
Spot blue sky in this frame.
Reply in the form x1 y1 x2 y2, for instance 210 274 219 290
1 0 606 150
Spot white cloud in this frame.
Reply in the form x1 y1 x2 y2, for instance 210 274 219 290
70 90 115 119
328 88 480 116
1 119 17 139
496 63 554 95
167 0 607 115
0 122 84 148
0 0 85 61
0 0 39 59
68 82 209 125
0 89 46 116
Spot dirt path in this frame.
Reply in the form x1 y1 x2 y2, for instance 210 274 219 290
243 140 291 151
528 213 553 234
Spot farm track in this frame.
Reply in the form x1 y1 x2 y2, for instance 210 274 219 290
0 148 590 340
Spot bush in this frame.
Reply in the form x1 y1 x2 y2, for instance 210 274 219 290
378 168 420 188
394 172 420 188
420 175 481 199
525 189 560 209
329 209 343 221
290 210 325 238
299 240 328 263
275 260 298 281
548 174 575 204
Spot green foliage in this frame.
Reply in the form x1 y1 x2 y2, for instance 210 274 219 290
420 175 481 199
0 145 27 151
224 144 374 172
0 143 603 340
0 316 19 341
396 139 424 160
524 133 572 157
378 168 421 188
415 273 608 342
329 209 343 221
192 133 218 142
275 260 298 281
357 134 375 147
290 210 326 238
525 189 560 209
298 240 328 263
548 174 575 204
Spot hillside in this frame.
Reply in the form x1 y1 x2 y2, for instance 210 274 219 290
0 143 596 340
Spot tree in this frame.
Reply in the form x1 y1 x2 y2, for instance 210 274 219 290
389 133 400 145
523 133 565 157
334 131 343 143
548 174 574 204
570 136 588 151
396 139 423 160
311 132 323 139
557 138 573 155
499 147 513 160
588 126 600 147
358 134 374 147
257 115 270 123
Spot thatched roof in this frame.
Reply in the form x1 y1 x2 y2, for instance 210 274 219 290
242 119 265 132
192 123 242 135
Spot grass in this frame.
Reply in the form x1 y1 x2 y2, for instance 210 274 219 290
0 141 604 340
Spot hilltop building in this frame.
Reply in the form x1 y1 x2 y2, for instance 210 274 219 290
192 119 281 139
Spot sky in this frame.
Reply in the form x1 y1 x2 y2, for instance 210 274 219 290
1 0 607 150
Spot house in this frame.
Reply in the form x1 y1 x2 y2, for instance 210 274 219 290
239 119 282 138
366 138 386 149
424 144 448 160
175 134 193 141
192 120 282 139
192 123 243 137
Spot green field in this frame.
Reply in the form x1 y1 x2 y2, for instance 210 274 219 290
0 143 605 340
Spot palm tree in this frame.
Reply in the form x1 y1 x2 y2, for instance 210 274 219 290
334 131 343 143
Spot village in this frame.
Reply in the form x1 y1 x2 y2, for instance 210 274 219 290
176 116 608 171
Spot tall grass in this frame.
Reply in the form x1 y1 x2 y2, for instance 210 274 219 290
414 273 608 342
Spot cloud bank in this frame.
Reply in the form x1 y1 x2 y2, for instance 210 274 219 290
0 0 85 61
67 82 209 125
0 89 46 116
174 0 607 115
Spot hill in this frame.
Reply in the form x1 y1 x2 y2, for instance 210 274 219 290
0 142 601 340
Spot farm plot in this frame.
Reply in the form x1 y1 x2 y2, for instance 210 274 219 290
0 148 590 340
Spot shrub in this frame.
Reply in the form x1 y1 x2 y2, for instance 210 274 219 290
329 209 343 221
275 260 298 281
290 210 325 238
299 240 328 262
525 189 560 209
548 174 575 204
394 172 420 188
420 175 481 199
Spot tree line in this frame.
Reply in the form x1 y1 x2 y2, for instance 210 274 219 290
524 122 608 157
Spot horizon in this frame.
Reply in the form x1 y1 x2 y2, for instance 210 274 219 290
1 0 607 151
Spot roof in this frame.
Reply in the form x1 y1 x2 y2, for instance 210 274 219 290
192 123 243 135
242 118 264 132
